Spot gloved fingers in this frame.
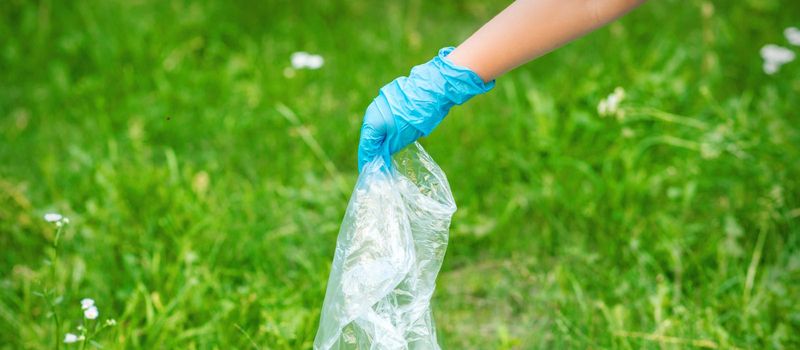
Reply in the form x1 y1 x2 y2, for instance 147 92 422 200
357 120 385 173
357 99 392 172
369 92 425 159
358 94 426 173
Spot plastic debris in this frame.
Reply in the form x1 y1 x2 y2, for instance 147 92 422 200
314 143 456 350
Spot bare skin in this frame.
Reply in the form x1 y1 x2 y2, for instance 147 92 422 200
447 0 648 82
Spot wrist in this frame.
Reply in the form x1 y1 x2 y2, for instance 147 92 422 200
379 47 495 136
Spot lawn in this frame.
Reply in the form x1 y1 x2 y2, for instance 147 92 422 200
1 0 799 349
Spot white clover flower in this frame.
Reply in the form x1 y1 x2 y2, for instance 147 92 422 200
597 100 608 116
763 61 779 75
81 298 95 310
606 91 621 111
785 27 800 46
44 213 63 222
760 44 795 74
761 44 796 63
290 51 325 70
597 87 626 117
304 54 324 69
64 333 80 344
44 212 70 226
84 306 99 320
290 51 309 69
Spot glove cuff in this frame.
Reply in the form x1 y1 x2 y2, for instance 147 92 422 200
434 46 496 104
378 46 495 136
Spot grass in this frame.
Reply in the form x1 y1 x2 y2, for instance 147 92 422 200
1 0 799 348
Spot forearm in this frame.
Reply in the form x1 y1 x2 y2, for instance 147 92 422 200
446 0 647 82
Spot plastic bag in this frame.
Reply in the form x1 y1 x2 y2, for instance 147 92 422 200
314 142 456 350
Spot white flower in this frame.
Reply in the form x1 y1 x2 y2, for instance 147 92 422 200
84 306 99 320
44 212 70 226
606 92 621 111
290 51 325 70
760 44 795 74
304 54 324 69
761 44 795 64
290 51 309 69
80 298 95 310
763 61 779 75
785 27 800 46
597 99 608 116
64 333 80 344
44 213 63 222
597 87 626 117
106 318 117 326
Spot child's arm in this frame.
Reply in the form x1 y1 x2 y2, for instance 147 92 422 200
447 0 647 81
357 0 647 171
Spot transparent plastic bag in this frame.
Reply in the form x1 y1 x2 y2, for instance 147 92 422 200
314 142 456 350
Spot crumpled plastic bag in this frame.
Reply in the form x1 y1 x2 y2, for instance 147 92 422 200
314 142 456 350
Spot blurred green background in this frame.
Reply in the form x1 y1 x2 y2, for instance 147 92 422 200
2 0 799 348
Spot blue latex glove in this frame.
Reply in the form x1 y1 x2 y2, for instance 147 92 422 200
357 47 495 172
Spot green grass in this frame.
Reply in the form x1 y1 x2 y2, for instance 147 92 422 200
2 0 800 348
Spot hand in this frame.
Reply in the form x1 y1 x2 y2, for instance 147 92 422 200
357 47 495 172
